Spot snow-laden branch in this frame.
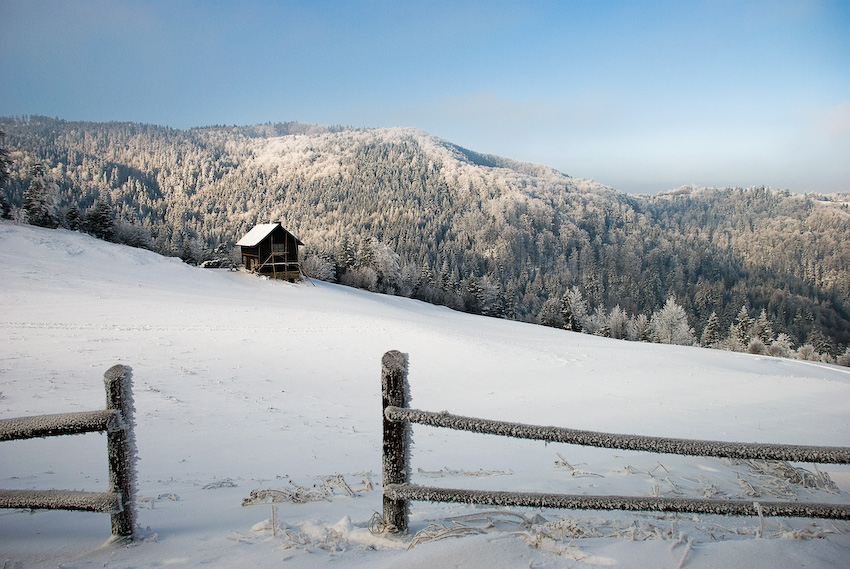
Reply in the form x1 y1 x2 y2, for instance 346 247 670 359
384 484 850 520
385 406 850 464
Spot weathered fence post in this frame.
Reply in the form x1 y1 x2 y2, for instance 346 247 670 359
381 350 409 532
104 364 137 539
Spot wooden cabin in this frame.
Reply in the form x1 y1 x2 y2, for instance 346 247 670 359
236 222 303 281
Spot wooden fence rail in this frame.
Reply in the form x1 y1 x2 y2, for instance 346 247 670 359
0 365 137 538
380 350 850 532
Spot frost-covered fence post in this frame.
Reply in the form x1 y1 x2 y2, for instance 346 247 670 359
381 350 409 532
380 354 850 521
0 364 138 539
104 364 137 538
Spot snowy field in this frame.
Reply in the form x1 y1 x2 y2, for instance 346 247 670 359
1 221 849 568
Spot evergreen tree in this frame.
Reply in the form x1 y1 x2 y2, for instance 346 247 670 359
768 333 794 358
730 306 754 349
701 311 720 346
585 306 610 336
607 305 628 339
65 203 81 230
85 199 114 240
560 287 587 332
355 236 375 269
0 129 12 219
476 275 504 318
807 329 833 356
538 297 564 328
650 297 695 345
627 313 651 342
837 346 850 367
23 164 59 228
0 129 11 189
751 309 774 344
463 274 482 314
0 191 11 220
335 235 357 272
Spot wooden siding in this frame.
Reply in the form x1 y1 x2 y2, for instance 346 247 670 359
239 224 302 280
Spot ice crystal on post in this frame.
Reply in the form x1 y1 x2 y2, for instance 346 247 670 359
104 364 137 539
381 350 410 532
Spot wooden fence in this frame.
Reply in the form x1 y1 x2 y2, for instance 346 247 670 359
380 350 850 532
0 364 137 538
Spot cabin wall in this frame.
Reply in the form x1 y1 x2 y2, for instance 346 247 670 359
240 227 301 280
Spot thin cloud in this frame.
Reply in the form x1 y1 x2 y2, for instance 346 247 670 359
814 101 850 139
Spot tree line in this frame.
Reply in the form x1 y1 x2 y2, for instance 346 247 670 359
1 116 848 363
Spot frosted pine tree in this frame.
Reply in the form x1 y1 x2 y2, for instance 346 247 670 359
584 305 610 336
560 287 587 332
627 313 651 342
729 306 754 350
701 311 720 347
537 298 564 328
768 333 794 358
837 346 850 367
649 297 695 345
0 191 11 220
65 203 81 230
85 199 114 240
607 305 628 339
22 164 59 228
752 309 774 344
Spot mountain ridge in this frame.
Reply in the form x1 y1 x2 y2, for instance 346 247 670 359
2 115 848 352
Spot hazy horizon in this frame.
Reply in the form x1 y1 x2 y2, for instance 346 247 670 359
1 0 848 194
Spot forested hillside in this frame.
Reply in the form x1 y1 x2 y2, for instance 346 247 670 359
1 116 848 355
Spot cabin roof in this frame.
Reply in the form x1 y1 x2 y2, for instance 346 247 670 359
236 222 303 247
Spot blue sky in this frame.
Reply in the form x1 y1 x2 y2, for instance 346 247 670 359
1 0 848 194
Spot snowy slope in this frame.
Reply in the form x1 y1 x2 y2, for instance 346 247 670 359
1 222 849 568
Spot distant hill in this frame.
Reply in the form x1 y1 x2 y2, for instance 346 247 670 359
2 115 848 352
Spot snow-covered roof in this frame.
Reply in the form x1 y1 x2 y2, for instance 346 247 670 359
236 223 279 247
236 223 304 247
236 223 302 247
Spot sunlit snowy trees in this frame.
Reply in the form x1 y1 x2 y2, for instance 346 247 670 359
649 297 695 345
1 116 848 362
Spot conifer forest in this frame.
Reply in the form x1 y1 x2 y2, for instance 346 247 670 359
1 116 848 361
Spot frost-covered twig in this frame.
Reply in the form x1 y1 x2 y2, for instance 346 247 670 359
417 467 514 478
203 478 237 489
242 475 357 506
323 474 356 497
407 522 485 549
675 536 693 569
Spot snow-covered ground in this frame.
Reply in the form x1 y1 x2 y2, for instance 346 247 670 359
1 222 848 568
